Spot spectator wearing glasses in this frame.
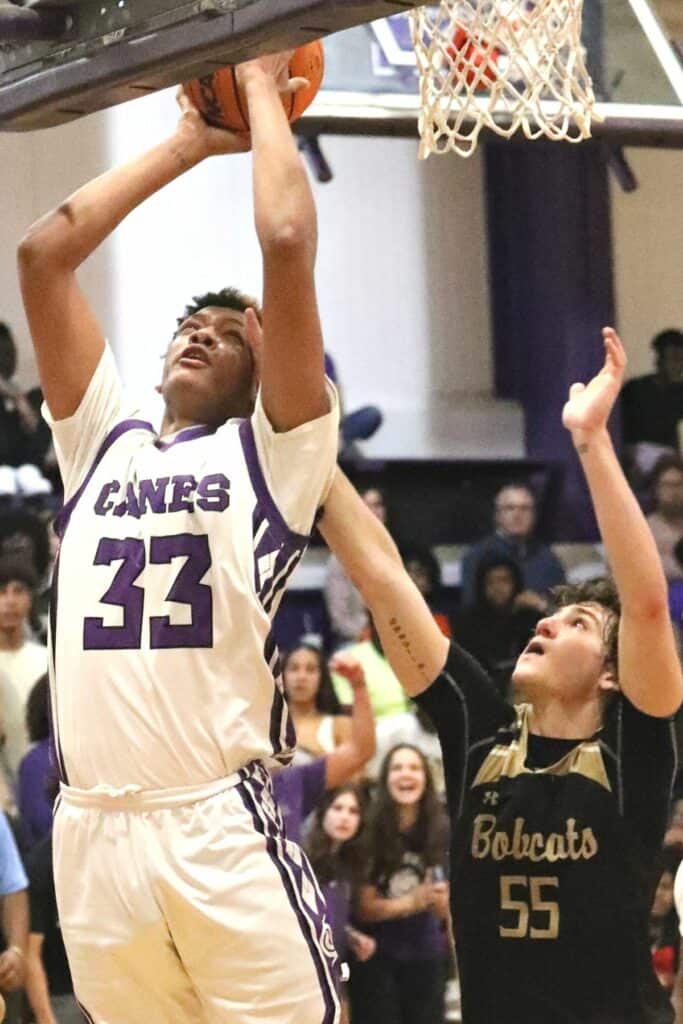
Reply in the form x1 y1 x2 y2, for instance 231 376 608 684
460 482 566 612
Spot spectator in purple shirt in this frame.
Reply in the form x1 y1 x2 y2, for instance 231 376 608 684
17 675 54 851
352 743 450 1024
272 654 375 844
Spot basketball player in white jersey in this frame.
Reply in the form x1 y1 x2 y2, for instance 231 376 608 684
17 53 340 1024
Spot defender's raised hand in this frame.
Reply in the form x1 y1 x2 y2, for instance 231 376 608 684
562 327 626 440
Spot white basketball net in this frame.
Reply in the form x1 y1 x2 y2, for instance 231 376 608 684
410 0 598 158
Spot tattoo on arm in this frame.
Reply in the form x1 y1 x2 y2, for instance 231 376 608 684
389 616 427 674
576 443 589 455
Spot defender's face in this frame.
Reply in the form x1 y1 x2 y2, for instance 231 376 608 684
386 747 426 807
511 602 616 702
283 648 321 706
323 791 361 843
161 307 256 426
495 487 536 540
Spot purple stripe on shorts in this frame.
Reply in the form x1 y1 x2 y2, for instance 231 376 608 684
236 768 339 1024
55 418 155 538
238 419 311 548
155 423 216 450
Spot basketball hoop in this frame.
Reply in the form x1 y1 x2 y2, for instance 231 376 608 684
410 0 598 158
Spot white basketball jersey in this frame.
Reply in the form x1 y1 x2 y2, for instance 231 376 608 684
47 347 338 790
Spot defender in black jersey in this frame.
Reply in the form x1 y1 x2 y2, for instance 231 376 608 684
320 328 683 1024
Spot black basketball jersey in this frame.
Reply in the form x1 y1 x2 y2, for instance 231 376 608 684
416 642 678 1024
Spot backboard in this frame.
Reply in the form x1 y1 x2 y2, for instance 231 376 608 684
303 0 683 145
0 0 415 130
1 0 682 144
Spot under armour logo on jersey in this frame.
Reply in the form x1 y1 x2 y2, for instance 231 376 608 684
483 790 500 806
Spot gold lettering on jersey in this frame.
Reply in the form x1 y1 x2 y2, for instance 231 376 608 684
471 814 598 862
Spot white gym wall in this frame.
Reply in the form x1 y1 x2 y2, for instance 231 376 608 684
0 92 681 456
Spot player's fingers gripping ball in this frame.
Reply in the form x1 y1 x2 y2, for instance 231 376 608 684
184 40 324 133
0 992 6 1022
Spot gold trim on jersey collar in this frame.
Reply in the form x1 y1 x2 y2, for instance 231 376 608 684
472 704 611 792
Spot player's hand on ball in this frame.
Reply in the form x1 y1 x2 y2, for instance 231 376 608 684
329 653 366 690
0 947 23 991
174 87 251 158
562 327 626 442
236 50 308 96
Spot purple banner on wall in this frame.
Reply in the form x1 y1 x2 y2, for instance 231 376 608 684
485 140 618 540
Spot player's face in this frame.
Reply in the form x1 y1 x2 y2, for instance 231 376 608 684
511 602 616 703
0 581 31 631
495 487 536 539
283 648 321 706
160 307 257 426
323 791 361 844
386 747 427 807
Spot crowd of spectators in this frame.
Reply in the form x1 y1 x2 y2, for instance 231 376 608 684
0 321 682 1022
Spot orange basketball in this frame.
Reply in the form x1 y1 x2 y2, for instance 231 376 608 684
183 40 324 133
448 26 500 91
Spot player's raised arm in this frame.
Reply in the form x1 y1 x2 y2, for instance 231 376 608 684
563 327 683 717
238 56 328 431
319 471 449 697
17 94 248 421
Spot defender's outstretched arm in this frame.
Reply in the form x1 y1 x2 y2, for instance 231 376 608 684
319 470 449 697
563 327 683 717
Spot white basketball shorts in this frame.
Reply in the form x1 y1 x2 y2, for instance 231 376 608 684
52 761 340 1024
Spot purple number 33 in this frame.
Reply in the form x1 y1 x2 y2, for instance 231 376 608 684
83 533 213 650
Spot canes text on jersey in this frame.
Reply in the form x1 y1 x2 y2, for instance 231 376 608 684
94 474 230 518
